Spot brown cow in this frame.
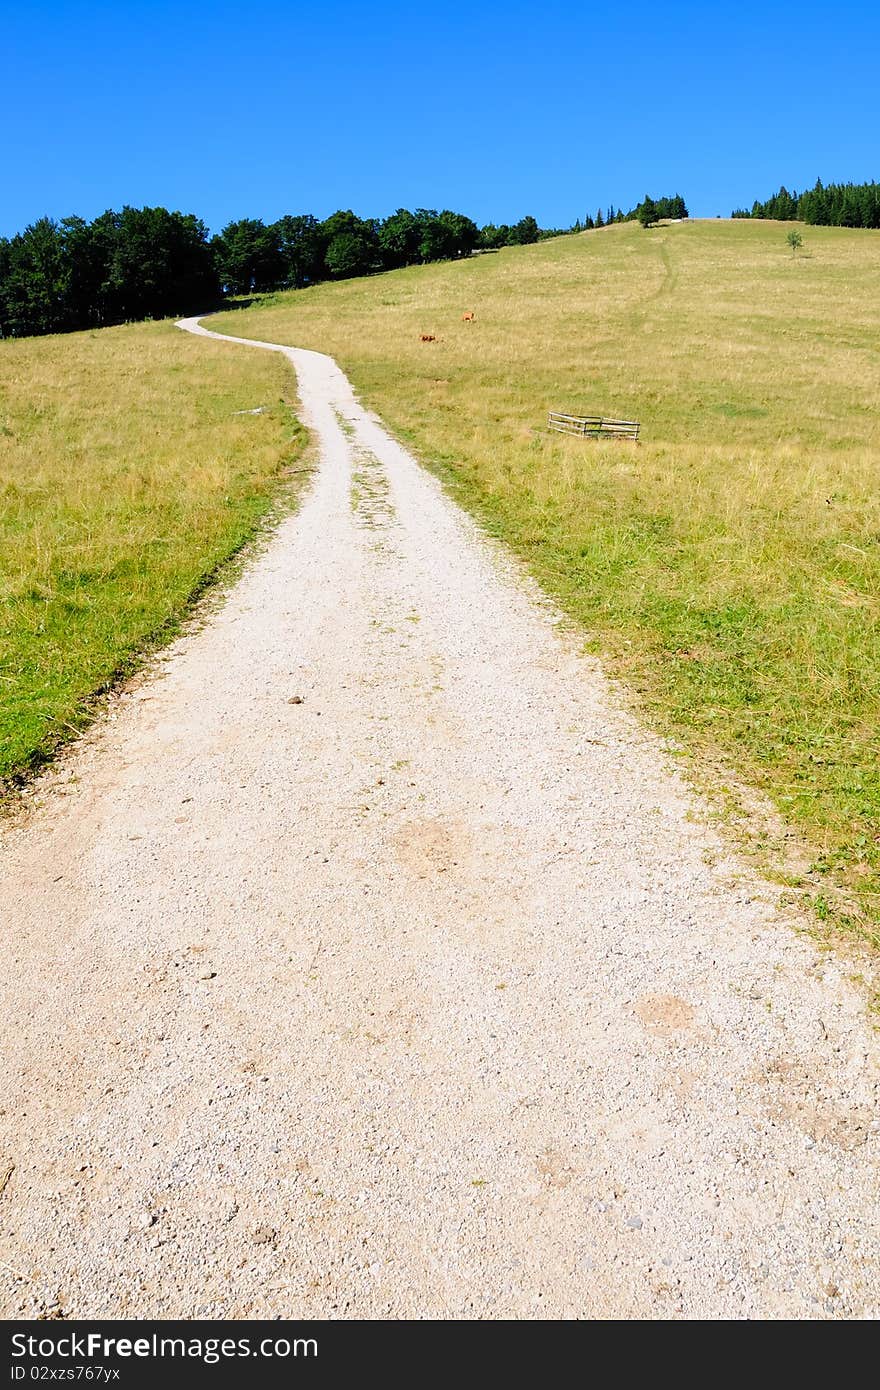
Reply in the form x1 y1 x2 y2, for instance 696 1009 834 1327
461 310 475 322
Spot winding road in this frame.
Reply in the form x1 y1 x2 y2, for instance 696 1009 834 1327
0 318 877 1319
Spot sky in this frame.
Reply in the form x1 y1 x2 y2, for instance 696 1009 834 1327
3 0 879 237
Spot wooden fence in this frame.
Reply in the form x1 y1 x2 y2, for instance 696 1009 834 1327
548 410 640 441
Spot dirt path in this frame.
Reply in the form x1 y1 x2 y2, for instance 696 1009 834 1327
0 319 877 1320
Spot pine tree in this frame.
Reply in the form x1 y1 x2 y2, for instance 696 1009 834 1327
733 175 880 229
637 195 658 228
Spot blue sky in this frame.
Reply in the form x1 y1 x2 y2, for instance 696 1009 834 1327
3 0 878 236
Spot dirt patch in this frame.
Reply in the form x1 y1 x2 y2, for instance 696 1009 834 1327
390 817 470 879
634 993 696 1036
753 1057 874 1151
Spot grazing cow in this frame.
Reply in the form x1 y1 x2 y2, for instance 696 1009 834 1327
461 310 475 323
420 333 436 342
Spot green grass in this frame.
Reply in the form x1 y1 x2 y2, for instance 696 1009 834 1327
209 219 880 942
0 318 306 784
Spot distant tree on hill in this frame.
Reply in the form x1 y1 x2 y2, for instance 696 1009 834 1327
415 209 455 262
273 214 327 287
731 178 880 228
786 228 804 256
508 215 539 245
437 209 480 256
0 218 68 337
107 207 217 318
595 208 605 228
476 219 541 250
325 230 376 279
320 210 379 278
322 210 377 256
657 193 687 219
0 206 219 337
637 196 658 228
212 218 283 294
59 214 109 326
778 186 798 219
478 223 504 249
378 208 421 268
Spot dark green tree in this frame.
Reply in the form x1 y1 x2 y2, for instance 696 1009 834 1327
734 178 880 228
90 210 134 324
212 218 283 294
637 195 658 228
0 238 11 335
414 210 453 262
320 211 378 276
438 210 480 256
321 209 367 242
325 230 375 279
273 214 327 287
378 208 420 268
104 207 217 319
508 214 539 245
478 223 511 249
59 214 108 327
0 218 68 336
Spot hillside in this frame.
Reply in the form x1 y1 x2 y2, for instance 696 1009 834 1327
5 300 880 1321
0 320 305 782
209 218 880 938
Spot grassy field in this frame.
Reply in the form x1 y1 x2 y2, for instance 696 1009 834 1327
0 319 304 784
210 219 880 941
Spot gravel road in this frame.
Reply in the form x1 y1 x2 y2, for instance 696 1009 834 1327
0 317 877 1320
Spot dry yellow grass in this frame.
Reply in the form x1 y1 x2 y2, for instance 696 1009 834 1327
0 318 304 781
211 219 880 938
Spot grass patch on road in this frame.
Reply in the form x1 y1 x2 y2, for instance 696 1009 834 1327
210 219 880 941
0 319 305 785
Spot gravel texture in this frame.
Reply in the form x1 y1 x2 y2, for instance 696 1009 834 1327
0 318 877 1320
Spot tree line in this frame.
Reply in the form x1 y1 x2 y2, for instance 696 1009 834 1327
580 193 688 230
0 191 692 339
0 208 218 339
731 179 880 228
0 205 545 338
